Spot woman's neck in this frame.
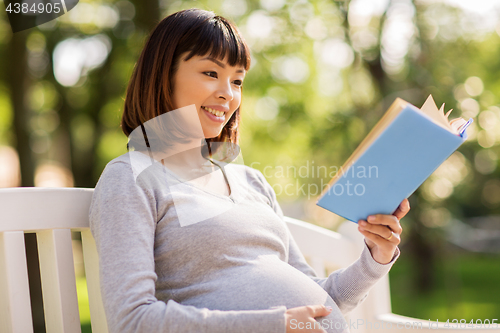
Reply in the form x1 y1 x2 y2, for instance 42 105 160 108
145 139 211 170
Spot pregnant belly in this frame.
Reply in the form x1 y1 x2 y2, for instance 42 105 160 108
179 255 349 332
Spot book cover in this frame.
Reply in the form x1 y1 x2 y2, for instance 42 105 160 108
316 97 471 223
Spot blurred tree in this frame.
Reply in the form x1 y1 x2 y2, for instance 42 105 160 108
7 31 34 186
131 0 162 33
6 29 47 332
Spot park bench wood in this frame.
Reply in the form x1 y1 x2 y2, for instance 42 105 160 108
0 188 498 333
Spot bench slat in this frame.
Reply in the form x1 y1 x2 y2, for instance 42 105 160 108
0 231 34 333
0 188 93 232
308 257 327 278
37 229 81 333
81 229 109 333
285 217 359 267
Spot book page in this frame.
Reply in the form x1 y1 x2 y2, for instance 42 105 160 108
420 95 470 135
419 95 455 132
450 118 468 132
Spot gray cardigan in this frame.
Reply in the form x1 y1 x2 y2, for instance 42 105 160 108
89 152 399 333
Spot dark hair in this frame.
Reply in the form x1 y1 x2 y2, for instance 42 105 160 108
122 9 251 153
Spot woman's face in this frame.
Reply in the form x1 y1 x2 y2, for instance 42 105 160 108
172 53 246 139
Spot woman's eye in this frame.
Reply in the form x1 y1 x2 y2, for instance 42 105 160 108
203 71 242 86
204 71 217 78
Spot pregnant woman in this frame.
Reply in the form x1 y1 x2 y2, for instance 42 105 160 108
89 8 409 333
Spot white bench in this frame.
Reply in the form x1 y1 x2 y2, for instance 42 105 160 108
0 188 497 333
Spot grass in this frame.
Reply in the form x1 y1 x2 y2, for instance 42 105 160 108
76 275 92 333
389 251 500 322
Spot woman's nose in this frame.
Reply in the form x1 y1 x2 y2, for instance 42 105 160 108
216 81 233 101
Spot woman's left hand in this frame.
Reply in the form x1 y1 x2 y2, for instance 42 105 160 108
357 198 410 264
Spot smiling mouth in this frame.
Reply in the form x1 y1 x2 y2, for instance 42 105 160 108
202 106 225 117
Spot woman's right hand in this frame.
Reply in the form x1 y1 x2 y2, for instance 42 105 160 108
285 305 332 333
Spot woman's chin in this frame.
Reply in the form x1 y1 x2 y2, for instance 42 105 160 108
203 129 223 140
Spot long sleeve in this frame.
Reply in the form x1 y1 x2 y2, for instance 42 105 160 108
251 168 400 315
89 159 287 333
287 232 399 315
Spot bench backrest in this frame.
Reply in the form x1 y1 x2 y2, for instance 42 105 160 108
0 188 394 333
0 188 107 333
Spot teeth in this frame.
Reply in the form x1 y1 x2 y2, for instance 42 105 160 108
203 106 224 117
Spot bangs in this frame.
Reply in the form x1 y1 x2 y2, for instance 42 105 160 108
183 16 250 71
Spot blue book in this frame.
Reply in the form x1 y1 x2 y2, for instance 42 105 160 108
316 96 472 223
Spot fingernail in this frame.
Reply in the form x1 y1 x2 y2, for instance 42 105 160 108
368 215 375 222
326 306 333 311
359 221 367 226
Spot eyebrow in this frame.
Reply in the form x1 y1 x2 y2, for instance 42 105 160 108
202 57 245 73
